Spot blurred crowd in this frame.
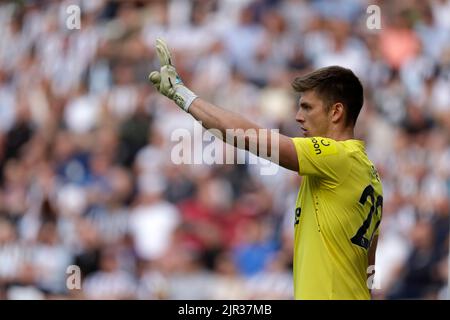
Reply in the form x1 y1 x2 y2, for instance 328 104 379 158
0 0 449 299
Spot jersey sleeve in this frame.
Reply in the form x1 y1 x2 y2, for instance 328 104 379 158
291 137 351 186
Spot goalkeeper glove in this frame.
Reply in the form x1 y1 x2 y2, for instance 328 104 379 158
148 38 198 112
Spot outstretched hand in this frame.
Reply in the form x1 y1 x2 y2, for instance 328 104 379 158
148 39 197 111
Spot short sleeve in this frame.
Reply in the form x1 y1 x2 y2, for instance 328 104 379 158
291 137 351 186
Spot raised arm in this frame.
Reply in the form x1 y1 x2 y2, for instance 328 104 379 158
149 39 298 172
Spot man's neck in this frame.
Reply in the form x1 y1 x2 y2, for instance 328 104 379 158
325 127 355 141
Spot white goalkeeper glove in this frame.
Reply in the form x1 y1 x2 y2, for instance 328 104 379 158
148 38 198 112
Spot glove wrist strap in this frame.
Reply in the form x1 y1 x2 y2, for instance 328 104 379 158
173 86 198 112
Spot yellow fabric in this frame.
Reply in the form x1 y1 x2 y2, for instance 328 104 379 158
291 137 383 300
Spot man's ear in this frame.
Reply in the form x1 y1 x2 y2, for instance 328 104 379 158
330 102 345 123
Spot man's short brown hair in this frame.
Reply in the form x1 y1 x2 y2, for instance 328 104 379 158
292 66 364 126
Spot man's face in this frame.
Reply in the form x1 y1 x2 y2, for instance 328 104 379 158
295 90 331 137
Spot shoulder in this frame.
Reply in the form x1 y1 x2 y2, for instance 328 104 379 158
291 137 344 157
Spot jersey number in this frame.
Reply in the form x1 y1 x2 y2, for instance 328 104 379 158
351 185 383 249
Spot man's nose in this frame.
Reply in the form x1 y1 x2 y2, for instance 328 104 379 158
296 110 305 123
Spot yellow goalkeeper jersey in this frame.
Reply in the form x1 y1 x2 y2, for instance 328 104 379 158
291 137 383 300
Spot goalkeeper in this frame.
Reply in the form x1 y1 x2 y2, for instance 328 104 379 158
149 39 383 300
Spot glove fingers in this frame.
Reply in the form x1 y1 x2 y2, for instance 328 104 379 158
149 71 161 91
156 38 172 66
151 40 180 101
160 65 174 94
149 71 161 84
156 38 172 63
167 88 176 99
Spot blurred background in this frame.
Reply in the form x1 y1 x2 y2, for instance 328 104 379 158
0 0 449 300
